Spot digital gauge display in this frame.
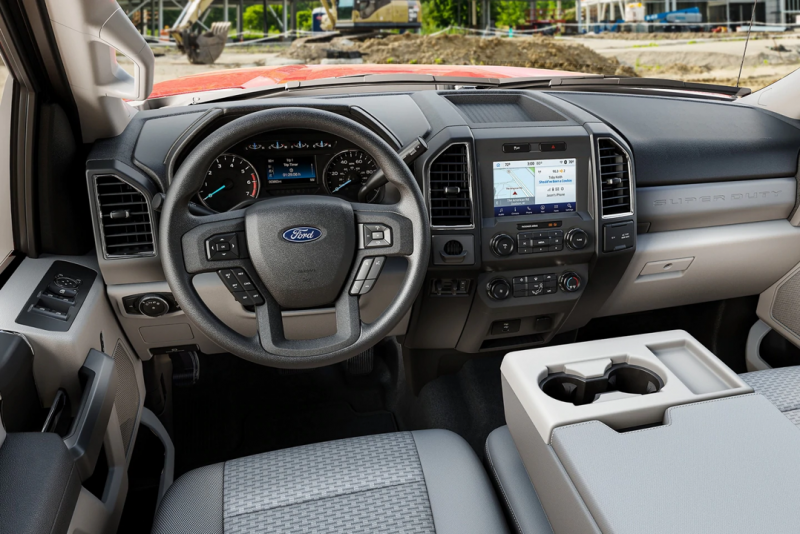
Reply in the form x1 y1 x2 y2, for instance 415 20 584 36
266 156 317 184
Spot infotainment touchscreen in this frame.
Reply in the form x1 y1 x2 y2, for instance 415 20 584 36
266 156 316 184
492 158 576 216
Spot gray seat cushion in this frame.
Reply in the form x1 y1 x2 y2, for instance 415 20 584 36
485 426 554 534
152 429 510 534
740 366 800 426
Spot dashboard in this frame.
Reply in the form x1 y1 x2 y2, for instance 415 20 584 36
195 131 385 212
85 90 800 361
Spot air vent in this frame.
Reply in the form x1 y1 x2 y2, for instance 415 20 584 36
597 138 632 217
95 175 155 258
428 143 473 227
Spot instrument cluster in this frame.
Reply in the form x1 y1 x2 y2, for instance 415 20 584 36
197 130 384 212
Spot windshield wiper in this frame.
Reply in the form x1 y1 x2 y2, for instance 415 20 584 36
498 75 751 98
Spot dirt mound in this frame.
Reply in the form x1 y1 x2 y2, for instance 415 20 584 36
286 33 636 76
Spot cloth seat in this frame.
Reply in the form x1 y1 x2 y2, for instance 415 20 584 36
740 366 800 426
152 429 511 534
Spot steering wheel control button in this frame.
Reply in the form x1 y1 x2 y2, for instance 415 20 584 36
218 270 245 292
246 291 264 306
362 224 392 248
559 272 582 292
603 221 634 253
360 279 376 295
206 233 240 261
231 268 255 291
138 295 170 317
233 292 253 305
566 228 589 250
355 258 374 280
487 279 511 300
351 256 385 295
490 234 515 257
350 280 364 295
366 257 386 280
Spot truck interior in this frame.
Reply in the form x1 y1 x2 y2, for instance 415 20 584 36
2 1 800 533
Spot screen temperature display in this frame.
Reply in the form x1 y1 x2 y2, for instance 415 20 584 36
493 158 577 216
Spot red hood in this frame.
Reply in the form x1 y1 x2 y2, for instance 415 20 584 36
149 64 584 99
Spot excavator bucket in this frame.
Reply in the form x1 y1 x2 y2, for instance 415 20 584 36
181 21 230 65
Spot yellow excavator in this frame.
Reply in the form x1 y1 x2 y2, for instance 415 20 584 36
319 0 421 31
170 0 231 64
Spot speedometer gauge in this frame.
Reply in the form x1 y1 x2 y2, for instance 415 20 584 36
199 154 260 212
324 150 381 202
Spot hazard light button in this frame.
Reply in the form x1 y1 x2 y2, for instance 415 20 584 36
540 142 566 152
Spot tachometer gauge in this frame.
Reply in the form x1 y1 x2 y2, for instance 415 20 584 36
199 154 260 212
323 150 381 202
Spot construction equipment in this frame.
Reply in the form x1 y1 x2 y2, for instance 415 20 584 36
318 0 421 32
170 0 231 64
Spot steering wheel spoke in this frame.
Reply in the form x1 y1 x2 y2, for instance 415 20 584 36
254 291 361 359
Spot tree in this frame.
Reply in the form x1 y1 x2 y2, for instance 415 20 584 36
243 5 265 31
494 0 527 28
422 0 477 29
243 4 285 33
297 9 313 31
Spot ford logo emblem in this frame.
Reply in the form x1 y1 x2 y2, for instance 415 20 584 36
282 227 322 243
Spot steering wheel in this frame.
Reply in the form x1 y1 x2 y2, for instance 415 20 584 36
160 108 430 368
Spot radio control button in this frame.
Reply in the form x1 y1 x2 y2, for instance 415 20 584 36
490 234 515 257
566 228 589 250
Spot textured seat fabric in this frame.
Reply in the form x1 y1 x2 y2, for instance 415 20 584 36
740 366 800 427
485 426 554 534
152 429 511 534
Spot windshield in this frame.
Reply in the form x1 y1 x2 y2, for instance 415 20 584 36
29 1 800 99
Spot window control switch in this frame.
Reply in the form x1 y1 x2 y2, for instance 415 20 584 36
31 305 68 321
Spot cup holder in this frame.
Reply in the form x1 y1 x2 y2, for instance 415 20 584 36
540 364 663 406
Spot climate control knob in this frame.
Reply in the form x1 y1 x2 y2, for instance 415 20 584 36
490 234 515 257
559 272 582 293
565 228 589 250
487 279 512 300
138 295 169 317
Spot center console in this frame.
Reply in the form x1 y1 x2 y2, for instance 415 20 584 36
404 91 638 353
501 331 800 533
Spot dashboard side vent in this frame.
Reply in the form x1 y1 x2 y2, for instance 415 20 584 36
428 143 473 227
597 138 632 217
94 175 155 258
